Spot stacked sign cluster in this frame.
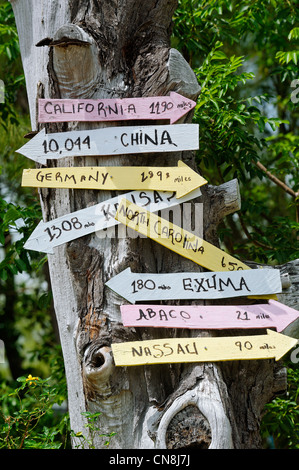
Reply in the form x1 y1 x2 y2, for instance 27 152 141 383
18 93 299 366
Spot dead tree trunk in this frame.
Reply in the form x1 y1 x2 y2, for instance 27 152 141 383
11 0 298 449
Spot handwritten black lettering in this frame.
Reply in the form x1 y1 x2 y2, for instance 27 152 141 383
183 235 204 253
260 343 275 350
44 216 83 243
160 130 177 146
137 309 149 321
132 347 143 357
107 103 119 115
144 347 152 357
62 103 74 114
120 128 177 148
138 191 151 206
236 310 250 321
205 274 217 290
163 343 174 357
101 204 116 221
218 277 250 292
102 172 109 185
54 104 62 114
185 342 198 355
182 274 251 293
55 172 62 182
131 341 200 359
98 102 106 117
44 101 53 114
88 172 100 183
127 104 136 114
152 190 163 204
256 313 270 319
152 344 164 358
194 278 208 292
166 191 176 202
177 344 185 354
65 174 77 184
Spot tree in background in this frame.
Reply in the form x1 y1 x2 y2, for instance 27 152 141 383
172 1 298 448
0 0 68 449
0 0 298 448
0 0 57 381
173 0 298 264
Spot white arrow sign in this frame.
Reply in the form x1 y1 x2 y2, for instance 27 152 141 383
105 267 282 303
16 124 199 164
24 187 202 254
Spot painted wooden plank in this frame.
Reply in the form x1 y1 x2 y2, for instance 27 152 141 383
111 329 298 366
38 92 196 124
115 198 250 272
24 187 202 254
105 267 282 303
120 300 299 333
21 161 207 199
16 124 199 164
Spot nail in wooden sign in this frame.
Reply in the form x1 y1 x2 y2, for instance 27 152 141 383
16 124 199 164
24 187 202 254
115 198 249 272
21 161 206 198
111 329 298 366
106 267 282 303
120 300 299 333
38 92 196 124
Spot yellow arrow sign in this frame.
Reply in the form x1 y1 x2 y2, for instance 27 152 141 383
111 330 298 366
115 198 249 272
21 161 207 199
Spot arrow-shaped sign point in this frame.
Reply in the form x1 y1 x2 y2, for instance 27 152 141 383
168 92 197 124
176 161 206 198
106 267 134 303
24 220 54 254
16 128 47 165
267 329 298 361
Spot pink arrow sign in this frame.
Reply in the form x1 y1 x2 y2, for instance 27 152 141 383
38 92 196 124
120 299 299 332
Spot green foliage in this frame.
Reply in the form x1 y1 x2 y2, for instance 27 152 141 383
261 361 299 449
71 412 116 449
0 0 25 128
193 41 278 183
0 345 116 449
0 346 70 449
172 0 299 265
0 197 43 281
0 1 19 61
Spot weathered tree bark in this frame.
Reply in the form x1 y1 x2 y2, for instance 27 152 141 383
11 0 298 449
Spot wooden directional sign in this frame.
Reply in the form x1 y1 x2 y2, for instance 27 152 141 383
16 124 199 164
21 161 206 199
38 92 196 124
120 300 299 333
24 187 202 254
115 198 250 272
111 330 298 366
106 267 282 303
